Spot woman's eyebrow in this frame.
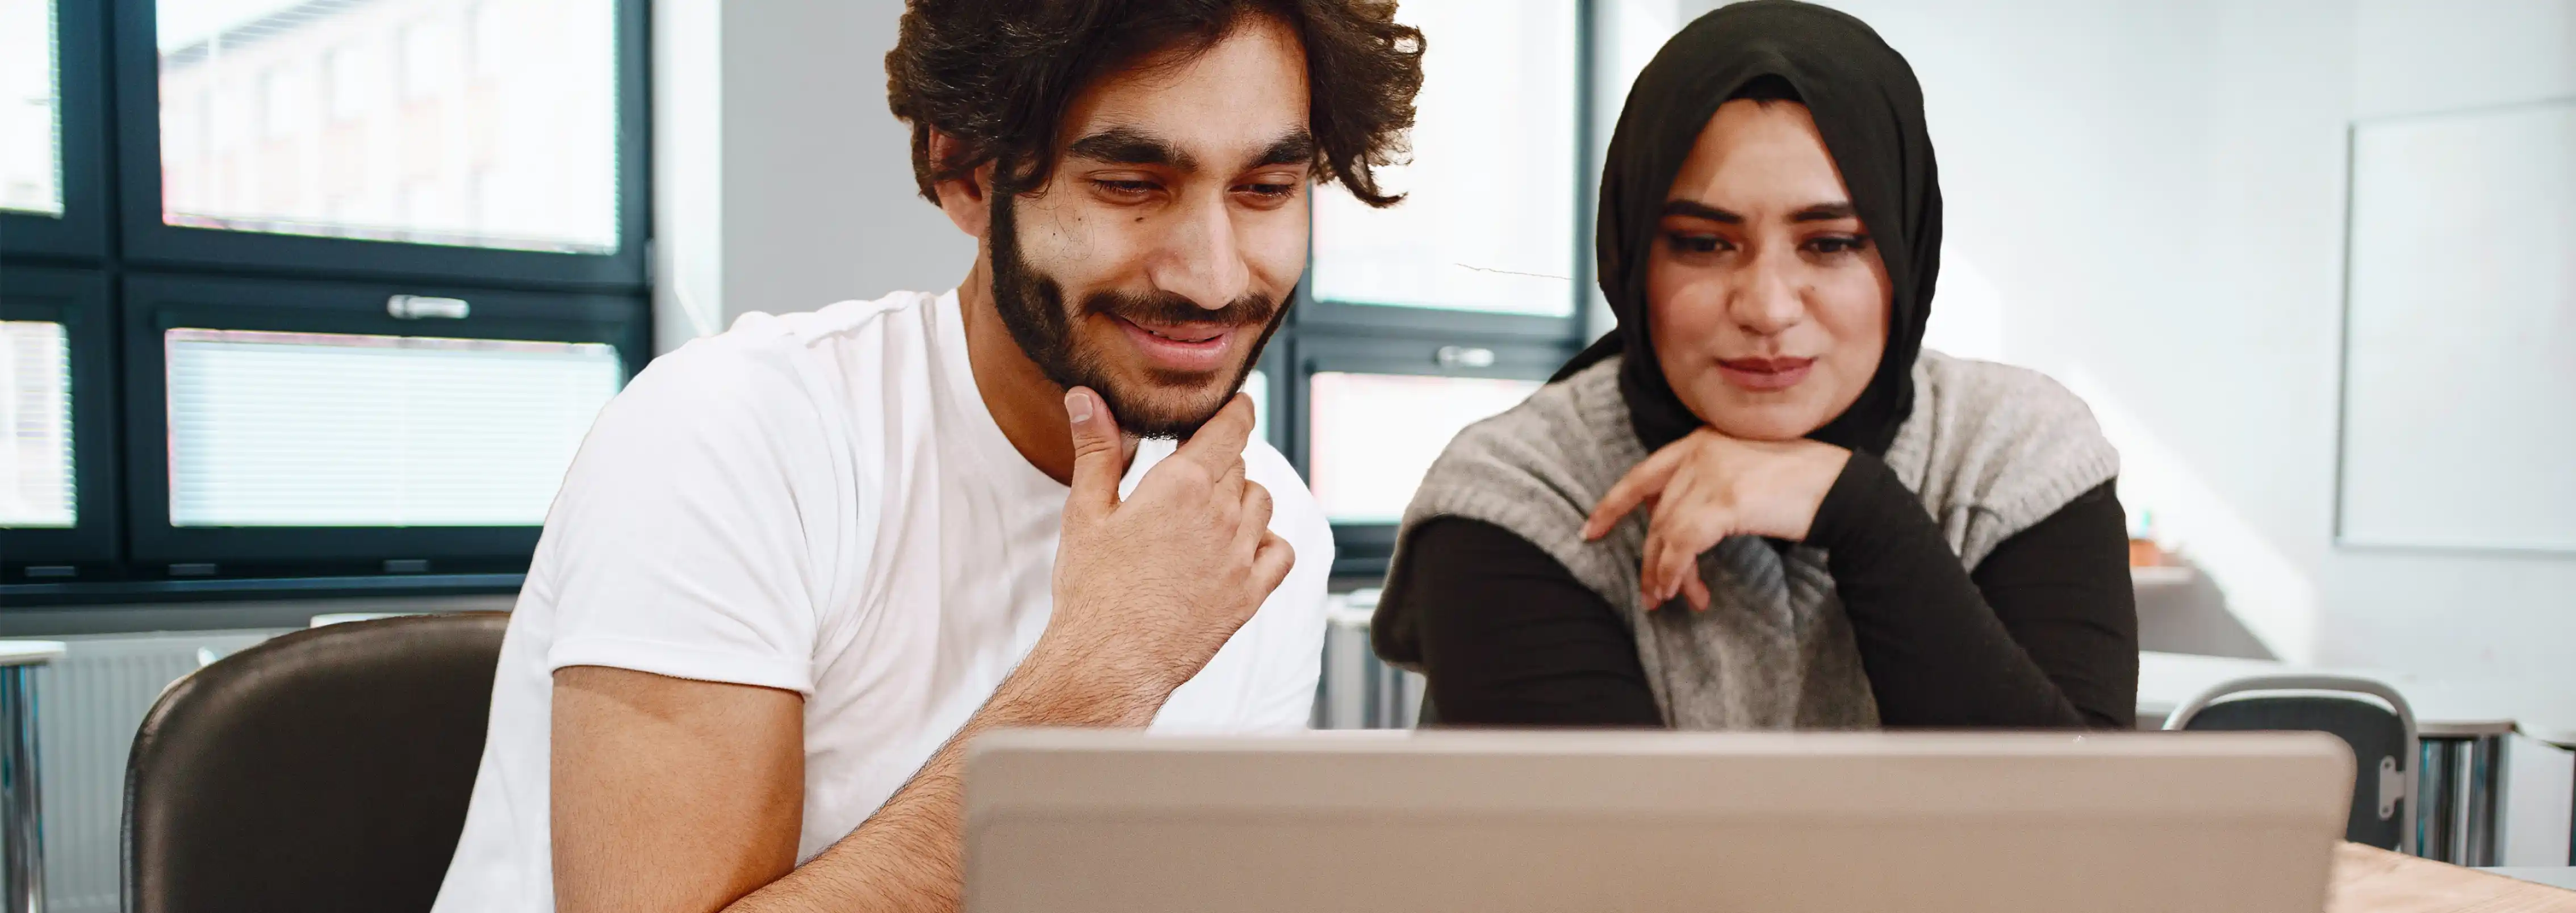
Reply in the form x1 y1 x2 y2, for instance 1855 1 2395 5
1660 199 1742 223
1658 199 1858 223
1790 202 1857 222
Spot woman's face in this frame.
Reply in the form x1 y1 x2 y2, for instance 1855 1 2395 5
1646 99 1891 442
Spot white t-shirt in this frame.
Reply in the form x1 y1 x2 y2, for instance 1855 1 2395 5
432 289 1333 912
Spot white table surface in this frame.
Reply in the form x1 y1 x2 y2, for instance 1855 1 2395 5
2476 867 2576 891
0 642 66 668
2136 651 2520 737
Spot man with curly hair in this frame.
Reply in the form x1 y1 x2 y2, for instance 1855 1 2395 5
432 2 1423 911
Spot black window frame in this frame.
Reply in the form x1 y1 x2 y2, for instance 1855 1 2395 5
107 0 652 291
0 0 110 259
4 0 653 603
0 267 117 566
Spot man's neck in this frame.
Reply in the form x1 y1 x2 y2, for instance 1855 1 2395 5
957 262 1136 486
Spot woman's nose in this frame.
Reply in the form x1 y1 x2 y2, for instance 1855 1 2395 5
1728 250 1807 336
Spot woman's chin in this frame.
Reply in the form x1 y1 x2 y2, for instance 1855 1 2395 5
1693 400 1833 442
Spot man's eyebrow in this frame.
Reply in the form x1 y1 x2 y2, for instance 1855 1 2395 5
1661 199 1742 223
1252 129 1316 167
1067 127 1197 172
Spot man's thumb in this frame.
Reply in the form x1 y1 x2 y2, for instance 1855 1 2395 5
1065 387 1125 513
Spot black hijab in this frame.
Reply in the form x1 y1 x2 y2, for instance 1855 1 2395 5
1555 0 1942 457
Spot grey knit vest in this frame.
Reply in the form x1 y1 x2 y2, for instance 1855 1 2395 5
1374 351 2121 730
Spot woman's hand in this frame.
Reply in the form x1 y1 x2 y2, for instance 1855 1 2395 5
1580 428 1851 612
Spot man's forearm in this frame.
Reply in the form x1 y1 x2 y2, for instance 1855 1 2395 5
724 645 1168 913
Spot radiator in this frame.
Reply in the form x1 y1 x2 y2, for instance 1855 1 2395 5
20 630 283 913
1313 589 1422 730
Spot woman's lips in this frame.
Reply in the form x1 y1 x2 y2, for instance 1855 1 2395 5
1714 356 1814 392
1115 316 1237 372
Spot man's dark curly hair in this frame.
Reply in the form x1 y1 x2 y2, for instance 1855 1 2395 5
886 0 1425 207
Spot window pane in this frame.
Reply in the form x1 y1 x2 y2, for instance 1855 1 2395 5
1243 367 1270 445
165 328 621 527
1 0 62 216
1307 372 1541 524
157 0 620 253
2 320 74 527
1310 0 1577 317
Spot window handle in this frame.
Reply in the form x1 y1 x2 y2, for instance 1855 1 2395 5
1435 345 1495 370
387 295 470 320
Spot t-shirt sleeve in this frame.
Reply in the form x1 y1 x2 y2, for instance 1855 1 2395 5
534 341 847 697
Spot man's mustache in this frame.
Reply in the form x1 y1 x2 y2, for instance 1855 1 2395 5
1080 290 1279 328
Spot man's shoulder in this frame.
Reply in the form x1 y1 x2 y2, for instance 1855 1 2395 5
622 290 951 420
666 290 948 374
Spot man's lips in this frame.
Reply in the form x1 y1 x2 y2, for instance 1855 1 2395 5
1121 317 1230 344
1113 316 1241 372
1714 356 1814 392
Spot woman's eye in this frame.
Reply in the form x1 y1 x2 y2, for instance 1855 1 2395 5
1806 234 1871 255
1665 232 1726 254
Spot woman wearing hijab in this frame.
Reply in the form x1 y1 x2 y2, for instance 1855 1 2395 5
1371 0 2136 730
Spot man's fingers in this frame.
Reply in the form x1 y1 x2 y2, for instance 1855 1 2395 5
1064 387 1127 516
1233 479 1273 556
1174 394 1256 474
1249 531 1296 598
1584 446 1684 540
1217 453 1248 504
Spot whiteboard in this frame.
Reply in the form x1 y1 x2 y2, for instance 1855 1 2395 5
2339 99 2576 552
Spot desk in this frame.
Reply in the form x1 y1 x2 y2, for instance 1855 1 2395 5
0 642 64 913
2335 843 2576 911
2479 868 2576 893
2139 652 2519 866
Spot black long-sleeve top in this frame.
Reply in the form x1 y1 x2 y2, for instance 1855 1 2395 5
1394 452 2138 729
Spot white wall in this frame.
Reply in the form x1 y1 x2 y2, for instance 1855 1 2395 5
1662 0 2576 692
652 0 975 353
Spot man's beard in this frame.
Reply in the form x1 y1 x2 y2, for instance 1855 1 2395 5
988 190 1287 439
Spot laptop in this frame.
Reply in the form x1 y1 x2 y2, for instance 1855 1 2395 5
963 729 2352 913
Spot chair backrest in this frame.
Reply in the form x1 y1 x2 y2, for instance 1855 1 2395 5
124 612 509 913
2164 674 2418 853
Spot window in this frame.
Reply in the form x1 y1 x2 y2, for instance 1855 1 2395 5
1309 0 1579 319
1 320 73 527
1 0 62 216
154 0 620 256
1 0 100 257
1307 372 1542 523
1282 0 1594 575
3 0 649 597
163 329 620 527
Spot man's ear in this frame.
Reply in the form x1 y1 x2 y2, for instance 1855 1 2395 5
929 130 994 240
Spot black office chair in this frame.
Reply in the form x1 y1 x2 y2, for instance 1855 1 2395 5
123 612 509 913
2164 673 2418 853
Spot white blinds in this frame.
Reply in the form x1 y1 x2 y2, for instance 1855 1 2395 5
164 328 621 527
1 320 74 527
1306 372 1540 524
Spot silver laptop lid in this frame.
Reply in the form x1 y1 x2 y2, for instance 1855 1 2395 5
965 729 2351 913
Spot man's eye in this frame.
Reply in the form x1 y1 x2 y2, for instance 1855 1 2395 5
1241 183 1297 198
1094 179 1157 196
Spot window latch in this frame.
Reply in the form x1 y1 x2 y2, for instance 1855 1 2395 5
1434 345 1495 370
387 295 471 320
